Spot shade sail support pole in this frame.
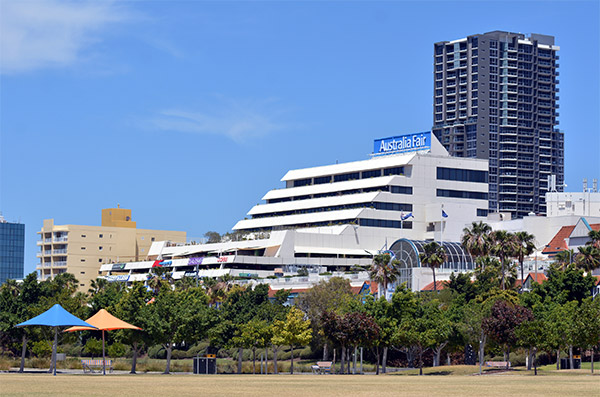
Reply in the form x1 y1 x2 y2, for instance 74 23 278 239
102 330 106 376
53 327 58 376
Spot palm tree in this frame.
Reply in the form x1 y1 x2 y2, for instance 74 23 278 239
490 230 516 290
554 249 574 270
369 253 399 299
575 245 600 273
461 221 492 269
419 242 447 293
587 230 600 249
513 231 536 290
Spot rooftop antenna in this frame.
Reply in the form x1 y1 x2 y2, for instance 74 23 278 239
593 179 598 193
583 178 588 193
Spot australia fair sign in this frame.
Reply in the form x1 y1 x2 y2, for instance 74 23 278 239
374 132 431 156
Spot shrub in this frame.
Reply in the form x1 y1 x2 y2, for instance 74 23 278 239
84 338 102 358
108 342 128 359
31 341 52 358
147 345 166 359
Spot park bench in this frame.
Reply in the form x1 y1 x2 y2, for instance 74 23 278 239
311 361 333 374
81 359 113 373
485 361 511 369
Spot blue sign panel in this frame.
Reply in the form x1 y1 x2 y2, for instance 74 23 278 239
373 131 431 156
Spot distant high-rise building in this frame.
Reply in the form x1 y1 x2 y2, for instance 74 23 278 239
0 215 25 284
432 31 564 218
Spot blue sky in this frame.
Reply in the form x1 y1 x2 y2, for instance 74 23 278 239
1 0 598 276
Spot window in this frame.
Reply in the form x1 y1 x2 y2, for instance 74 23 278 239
437 167 488 183
391 186 413 194
81 234 86 238
99 246 103 251
334 172 359 182
99 234 103 238
99 259 102 262
151 237 155 242
362 169 382 179
81 247 86 250
80 271 85 274
81 259 86 262
293 178 311 187
477 208 489 217
80 284 85 287
314 176 331 185
383 167 404 176
437 189 488 200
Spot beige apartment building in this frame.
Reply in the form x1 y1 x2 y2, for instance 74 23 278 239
37 207 186 291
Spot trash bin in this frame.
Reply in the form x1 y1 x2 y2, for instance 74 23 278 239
560 358 581 369
193 356 217 374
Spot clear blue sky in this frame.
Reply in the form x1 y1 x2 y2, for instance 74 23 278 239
1 1 598 276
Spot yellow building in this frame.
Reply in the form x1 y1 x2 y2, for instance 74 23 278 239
36 207 186 291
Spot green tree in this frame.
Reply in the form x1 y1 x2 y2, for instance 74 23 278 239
419 242 447 293
515 318 546 375
513 231 536 289
554 249 574 270
587 229 600 249
447 272 477 302
233 318 270 374
296 277 357 361
364 295 396 374
271 307 312 375
113 282 150 373
396 298 451 375
145 285 209 374
369 254 400 299
204 231 221 243
574 298 600 373
575 245 600 273
490 230 516 290
461 221 492 265
530 264 596 304
84 338 103 358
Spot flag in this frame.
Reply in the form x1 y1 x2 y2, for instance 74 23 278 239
442 209 448 218
401 212 414 220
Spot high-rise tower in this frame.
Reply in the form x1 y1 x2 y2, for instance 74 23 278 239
432 31 563 218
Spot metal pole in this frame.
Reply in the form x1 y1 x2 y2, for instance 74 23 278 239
53 327 58 376
102 330 106 376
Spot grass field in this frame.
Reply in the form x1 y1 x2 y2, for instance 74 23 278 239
1 371 598 397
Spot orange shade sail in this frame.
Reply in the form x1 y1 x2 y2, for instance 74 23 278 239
65 309 142 332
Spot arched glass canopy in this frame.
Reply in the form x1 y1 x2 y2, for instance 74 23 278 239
387 239 475 290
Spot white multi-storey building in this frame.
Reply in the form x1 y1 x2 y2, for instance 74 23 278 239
100 132 489 291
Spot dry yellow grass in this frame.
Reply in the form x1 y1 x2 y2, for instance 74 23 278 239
0 373 598 396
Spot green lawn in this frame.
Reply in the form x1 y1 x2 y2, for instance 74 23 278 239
1 373 598 396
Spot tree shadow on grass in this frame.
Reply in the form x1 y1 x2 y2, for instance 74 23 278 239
425 371 452 376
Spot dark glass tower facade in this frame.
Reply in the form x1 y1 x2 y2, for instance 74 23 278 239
0 219 25 284
432 31 563 218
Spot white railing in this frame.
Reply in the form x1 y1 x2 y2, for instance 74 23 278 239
53 261 67 267
54 237 68 242
53 249 67 254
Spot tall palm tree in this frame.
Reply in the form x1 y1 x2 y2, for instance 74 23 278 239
461 221 492 269
369 253 399 299
587 230 600 249
513 231 536 290
554 249 575 270
419 242 447 293
575 245 600 273
490 230 516 290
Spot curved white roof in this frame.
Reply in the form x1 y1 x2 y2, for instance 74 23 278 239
281 152 416 181
248 191 381 216
233 208 364 230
